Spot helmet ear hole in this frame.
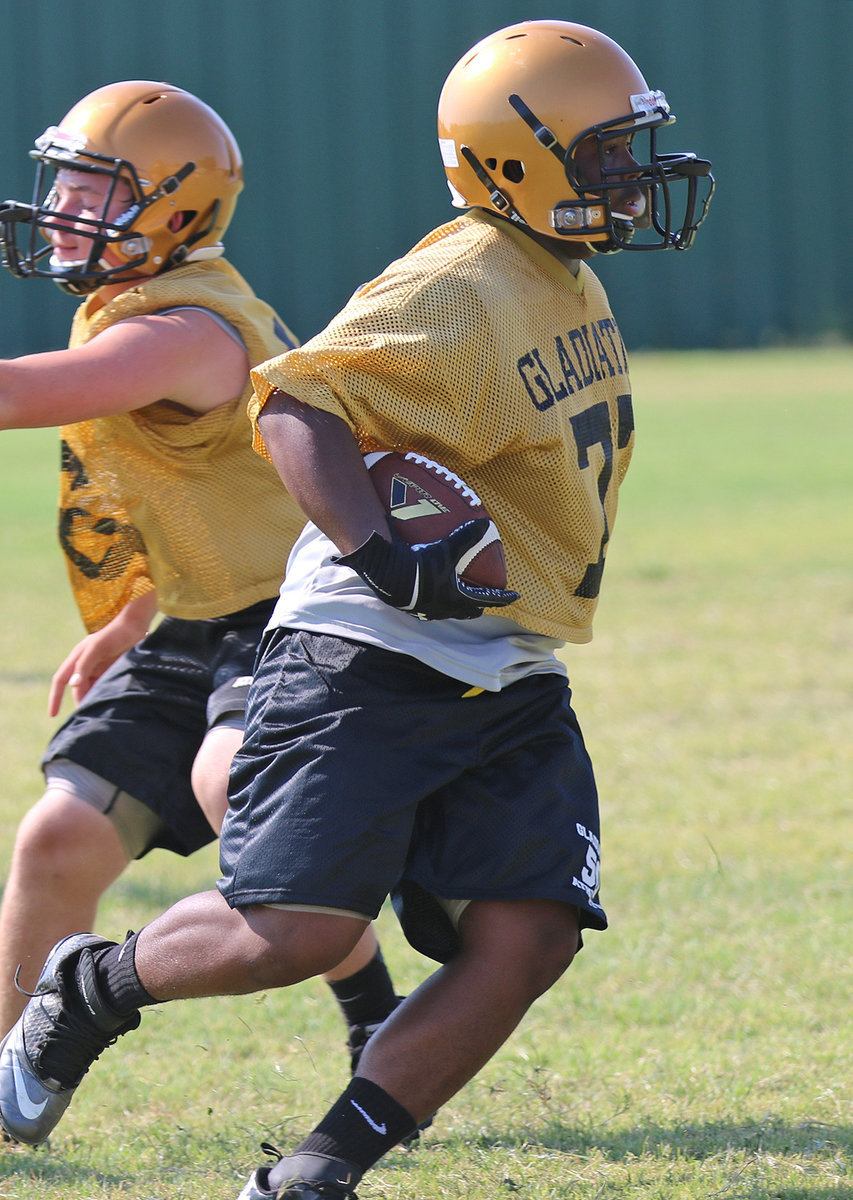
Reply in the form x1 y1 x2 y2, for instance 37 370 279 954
168 210 196 233
502 159 525 183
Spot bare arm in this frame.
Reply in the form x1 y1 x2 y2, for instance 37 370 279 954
0 308 249 430
257 388 389 555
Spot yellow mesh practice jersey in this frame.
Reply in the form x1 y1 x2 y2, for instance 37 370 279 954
62 259 305 632
251 211 634 644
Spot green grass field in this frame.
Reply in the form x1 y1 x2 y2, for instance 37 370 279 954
0 347 851 1198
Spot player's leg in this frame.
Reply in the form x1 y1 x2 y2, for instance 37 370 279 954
0 894 365 1145
241 897 579 1199
136 892 367 996
193 696 403 1061
0 620 218 1035
250 667 604 1197
355 897 579 1115
0 782 130 1035
125 884 401 1073
0 632 425 1146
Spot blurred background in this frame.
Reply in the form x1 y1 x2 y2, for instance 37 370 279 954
0 0 851 357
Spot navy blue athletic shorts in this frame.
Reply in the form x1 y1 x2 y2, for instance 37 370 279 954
42 598 276 858
220 628 607 963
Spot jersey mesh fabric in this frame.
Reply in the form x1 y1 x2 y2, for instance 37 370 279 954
250 210 634 643
61 259 305 632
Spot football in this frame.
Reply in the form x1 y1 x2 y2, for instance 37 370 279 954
364 450 507 589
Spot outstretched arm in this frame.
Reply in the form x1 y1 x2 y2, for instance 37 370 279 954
0 308 250 430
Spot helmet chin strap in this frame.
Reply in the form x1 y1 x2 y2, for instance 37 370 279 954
591 217 636 254
507 93 568 161
459 146 526 227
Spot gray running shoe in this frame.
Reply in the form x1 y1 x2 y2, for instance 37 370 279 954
0 933 140 1145
236 1149 361 1199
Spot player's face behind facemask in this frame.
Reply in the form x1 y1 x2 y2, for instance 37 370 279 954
436 19 714 254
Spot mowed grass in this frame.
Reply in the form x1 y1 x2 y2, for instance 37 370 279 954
0 346 850 1198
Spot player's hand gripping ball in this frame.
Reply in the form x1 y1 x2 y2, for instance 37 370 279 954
334 450 519 621
365 450 507 588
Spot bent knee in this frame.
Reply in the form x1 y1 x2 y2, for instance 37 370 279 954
13 791 127 879
461 898 580 997
517 908 579 996
233 905 366 989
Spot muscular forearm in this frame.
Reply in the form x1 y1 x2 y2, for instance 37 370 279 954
258 389 389 554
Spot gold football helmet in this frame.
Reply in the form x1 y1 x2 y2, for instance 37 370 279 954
0 80 243 293
437 20 714 252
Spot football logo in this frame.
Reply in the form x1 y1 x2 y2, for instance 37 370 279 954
387 474 450 523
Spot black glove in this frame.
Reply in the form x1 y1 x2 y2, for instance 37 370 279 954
334 519 520 621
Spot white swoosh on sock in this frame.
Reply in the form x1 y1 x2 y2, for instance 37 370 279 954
11 1056 48 1121
349 1098 387 1134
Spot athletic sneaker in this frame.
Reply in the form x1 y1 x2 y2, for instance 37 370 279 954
235 1149 360 1199
0 933 140 1145
346 1017 386 1075
345 990 407 1075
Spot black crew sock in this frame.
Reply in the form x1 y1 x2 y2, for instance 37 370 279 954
92 931 159 1015
285 1077 417 1175
327 949 399 1031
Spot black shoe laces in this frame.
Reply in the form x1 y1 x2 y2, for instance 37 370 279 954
30 993 139 1088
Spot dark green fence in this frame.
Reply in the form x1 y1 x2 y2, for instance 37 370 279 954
1 0 850 357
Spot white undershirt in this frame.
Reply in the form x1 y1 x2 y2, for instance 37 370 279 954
268 523 566 692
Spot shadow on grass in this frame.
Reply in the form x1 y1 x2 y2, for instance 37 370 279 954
425 1115 853 1187
407 1118 853 1198
2 1117 850 1195
0 1146 123 1191
519 1114 853 1160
